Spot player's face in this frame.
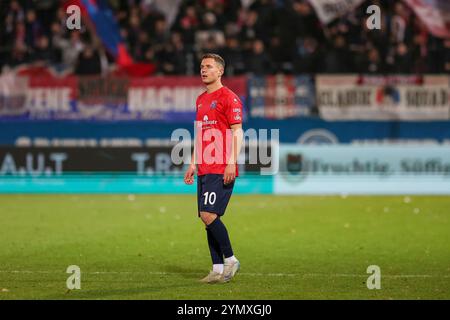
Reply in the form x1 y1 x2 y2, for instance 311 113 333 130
200 58 223 85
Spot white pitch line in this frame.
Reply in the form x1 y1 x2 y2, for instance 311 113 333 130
0 270 449 278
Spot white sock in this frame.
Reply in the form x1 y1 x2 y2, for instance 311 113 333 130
224 256 238 264
213 264 224 274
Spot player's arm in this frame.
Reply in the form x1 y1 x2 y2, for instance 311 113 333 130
184 134 197 185
184 144 196 185
184 101 199 185
224 123 243 185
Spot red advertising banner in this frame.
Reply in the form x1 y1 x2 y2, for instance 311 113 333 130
0 70 247 122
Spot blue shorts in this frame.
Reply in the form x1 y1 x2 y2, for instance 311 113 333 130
197 174 235 216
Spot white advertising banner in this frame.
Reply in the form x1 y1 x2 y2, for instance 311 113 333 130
275 145 450 195
316 75 450 121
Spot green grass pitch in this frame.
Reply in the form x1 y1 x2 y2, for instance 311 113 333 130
0 194 449 300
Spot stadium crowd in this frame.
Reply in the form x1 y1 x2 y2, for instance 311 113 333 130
0 0 448 76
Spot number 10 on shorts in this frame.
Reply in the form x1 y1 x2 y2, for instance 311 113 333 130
203 192 217 205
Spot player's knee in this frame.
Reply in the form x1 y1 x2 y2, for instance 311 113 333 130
200 211 217 225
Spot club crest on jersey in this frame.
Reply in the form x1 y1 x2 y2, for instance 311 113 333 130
210 101 217 109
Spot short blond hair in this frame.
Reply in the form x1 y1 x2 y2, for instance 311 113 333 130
201 53 225 70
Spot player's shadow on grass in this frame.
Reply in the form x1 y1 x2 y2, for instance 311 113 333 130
43 280 203 299
46 285 188 300
162 264 205 279
42 266 205 299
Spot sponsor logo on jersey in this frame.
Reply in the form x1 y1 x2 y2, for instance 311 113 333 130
202 115 217 125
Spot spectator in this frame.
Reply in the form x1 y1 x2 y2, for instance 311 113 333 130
4 0 25 45
323 35 354 73
33 35 58 66
7 42 29 67
133 31 152 62
223 0 242 22
75 46 102 75
268 35 284 74
152 17 171 55
294 37 321 74
221 37 246 75
25 9 43 50
125 10 142 52
201 0 227 30
423 36 446 74
174 5 199 49
445 40 450 73
362 48 385 74
52 30 85 71
246 39 271 75
157 32 187 74
392 42 413 74
239 10 264 51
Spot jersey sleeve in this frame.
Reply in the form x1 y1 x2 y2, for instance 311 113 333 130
225 94 243 125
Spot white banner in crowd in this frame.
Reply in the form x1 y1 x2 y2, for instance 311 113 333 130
316 75 450 121
403 0 450 39
307 0 365 24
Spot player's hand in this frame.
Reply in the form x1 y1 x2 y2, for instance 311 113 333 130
184 164 196 185
223 164 236 185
